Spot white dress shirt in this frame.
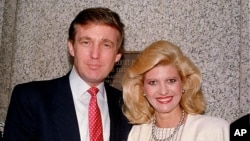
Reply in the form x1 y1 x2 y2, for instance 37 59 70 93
69 67 110 141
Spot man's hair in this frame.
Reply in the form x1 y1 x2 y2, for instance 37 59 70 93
68 7 125 52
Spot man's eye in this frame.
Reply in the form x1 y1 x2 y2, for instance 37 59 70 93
82 41 89 45
103 43 112 48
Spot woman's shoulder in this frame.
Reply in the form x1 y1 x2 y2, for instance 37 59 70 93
182 114 230 141
187 114 229 127
131 123 152 130
127 123 152 141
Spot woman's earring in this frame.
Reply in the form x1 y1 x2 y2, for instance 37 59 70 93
182 89 185 94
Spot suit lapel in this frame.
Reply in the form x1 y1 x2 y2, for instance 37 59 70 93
105 83 123 141
48 78 127 141
50 74 81 141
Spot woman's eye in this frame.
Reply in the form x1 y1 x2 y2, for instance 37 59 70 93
148 81 157 85
168 79 176 83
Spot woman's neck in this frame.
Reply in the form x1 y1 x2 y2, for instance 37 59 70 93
154 109 186 128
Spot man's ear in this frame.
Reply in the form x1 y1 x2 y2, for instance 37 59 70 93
67 40 75 57
115 53 122 62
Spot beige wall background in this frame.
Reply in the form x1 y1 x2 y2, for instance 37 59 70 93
0 0 249 124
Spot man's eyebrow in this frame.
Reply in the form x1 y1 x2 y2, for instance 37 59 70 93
102 38 114 45
78 36 91 41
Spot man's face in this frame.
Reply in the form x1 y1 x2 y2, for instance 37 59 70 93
68 23 122 86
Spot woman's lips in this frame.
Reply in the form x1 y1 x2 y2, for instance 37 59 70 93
156 96 173 104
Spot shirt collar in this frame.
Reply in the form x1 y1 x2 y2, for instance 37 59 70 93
69 67 106 100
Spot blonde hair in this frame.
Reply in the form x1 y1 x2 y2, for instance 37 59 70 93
122 40 206 124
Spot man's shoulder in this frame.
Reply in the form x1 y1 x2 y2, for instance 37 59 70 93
15 73 69 88
104 82 122 93
12 73 70 96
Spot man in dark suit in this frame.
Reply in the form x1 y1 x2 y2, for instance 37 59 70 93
3 7 131 141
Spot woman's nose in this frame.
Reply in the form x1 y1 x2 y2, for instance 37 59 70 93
159 85 169 95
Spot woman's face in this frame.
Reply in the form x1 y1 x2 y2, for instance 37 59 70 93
143 64 183 114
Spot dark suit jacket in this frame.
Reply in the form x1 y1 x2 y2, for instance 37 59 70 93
3 73 131 141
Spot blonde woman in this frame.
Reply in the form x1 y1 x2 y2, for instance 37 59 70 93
122 40 229 141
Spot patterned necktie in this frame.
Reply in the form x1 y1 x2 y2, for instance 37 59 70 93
88 87 103 141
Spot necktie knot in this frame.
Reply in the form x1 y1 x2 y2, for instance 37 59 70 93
88 87 99 96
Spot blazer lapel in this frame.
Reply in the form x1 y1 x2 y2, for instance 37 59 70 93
50 74 80 141
105 83 123 141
